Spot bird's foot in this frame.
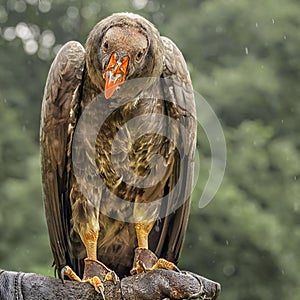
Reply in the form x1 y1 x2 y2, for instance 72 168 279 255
83 258 119 298
130 247 180 275
61 265 106 298
61 265 81 283
150 258 180 272
83 258 119 283
61 259 119 299
83 276 105 296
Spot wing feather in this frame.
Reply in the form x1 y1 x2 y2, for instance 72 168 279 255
40 41 85 274
151 37 196 263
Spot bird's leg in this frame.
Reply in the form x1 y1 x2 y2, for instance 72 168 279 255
130 222 179 275
80 228 99 261
62 223 119 296
81 225 119 290
130 222 153 274
136 223 152 249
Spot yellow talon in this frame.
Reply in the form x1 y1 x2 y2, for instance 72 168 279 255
61 265 81 282
150 258 180 272
83 276 104 294
130 260 147 275
104 271 119 284
61 265 106 298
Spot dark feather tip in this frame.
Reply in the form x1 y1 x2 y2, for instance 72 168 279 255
60 267 66 284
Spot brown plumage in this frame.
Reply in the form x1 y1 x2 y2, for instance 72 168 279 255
40 12 196 280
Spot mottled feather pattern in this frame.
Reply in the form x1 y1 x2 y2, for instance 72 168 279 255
41 13 196 278
40 41 85 273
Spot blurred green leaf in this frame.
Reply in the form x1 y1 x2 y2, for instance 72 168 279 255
0 1 299 299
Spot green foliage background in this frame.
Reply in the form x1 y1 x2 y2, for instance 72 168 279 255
0 0 299 299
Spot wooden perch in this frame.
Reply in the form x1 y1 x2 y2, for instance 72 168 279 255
0 268 220 300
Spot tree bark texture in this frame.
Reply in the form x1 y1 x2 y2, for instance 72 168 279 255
0 269 220 300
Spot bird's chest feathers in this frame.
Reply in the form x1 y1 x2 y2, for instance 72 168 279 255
73 87 167 197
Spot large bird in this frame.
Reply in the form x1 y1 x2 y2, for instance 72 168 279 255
40 12 196 293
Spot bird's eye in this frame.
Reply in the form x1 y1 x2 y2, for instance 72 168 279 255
103 41 109 49
136 50 145 62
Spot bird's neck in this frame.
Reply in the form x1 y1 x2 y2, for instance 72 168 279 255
80 68 102 108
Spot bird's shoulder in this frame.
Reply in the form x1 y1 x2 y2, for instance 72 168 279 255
160 36 191 85
42 41 85 106
41 40 86 143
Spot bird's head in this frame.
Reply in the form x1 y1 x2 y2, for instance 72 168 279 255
85 13 164 99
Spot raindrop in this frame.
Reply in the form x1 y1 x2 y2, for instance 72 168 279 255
16 22 32 40
281 119 284 124
81 3 101 19
66 6 79 19
81 5 93 19
38 47 50 60
0 5 8 23
152 11 165 25
223 263 235 276
40 30 55 48
146 0 160 12
272 18 275 24
38 0 51 13
7 0 15 11
3 27 16 41
14 0 26 13
283 35 287 40
225 240 229 245
30 24 40 39
255 22 259 28
131 0 148 10
26 0 38 5
245 47 249 55
53 44 62 55
24 39 38 55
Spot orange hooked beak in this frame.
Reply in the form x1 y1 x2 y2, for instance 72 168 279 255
103 52 129 99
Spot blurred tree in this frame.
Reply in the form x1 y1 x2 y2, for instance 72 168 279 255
0 100 52 275
0 0 299 299
176 1 300 300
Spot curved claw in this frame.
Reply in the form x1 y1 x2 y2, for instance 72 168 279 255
173 265 181 273
130 260 148 275
60 265 81 283
151 258 181 273
111 271 120 284
98 284 105 300
104 270 120 284
60 267 66 284
137 260 147 273
60 264 110 299
83 276 105 296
